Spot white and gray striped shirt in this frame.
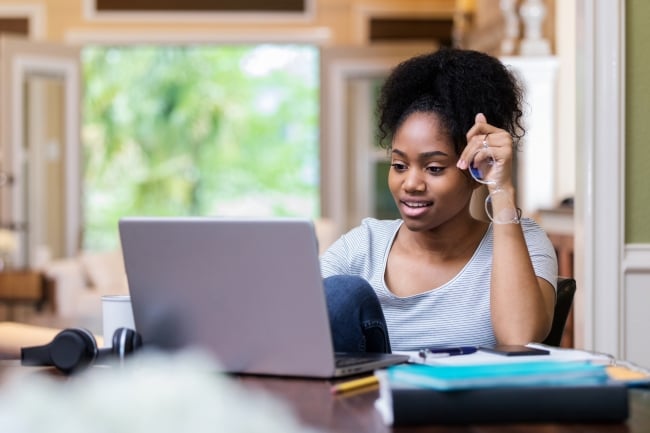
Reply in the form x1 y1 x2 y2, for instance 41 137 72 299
319 218 558 351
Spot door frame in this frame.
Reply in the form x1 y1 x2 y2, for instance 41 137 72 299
574 0 625 355
0 35 81 265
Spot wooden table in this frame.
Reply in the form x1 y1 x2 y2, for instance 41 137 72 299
0 270 48 320
1 361 648 432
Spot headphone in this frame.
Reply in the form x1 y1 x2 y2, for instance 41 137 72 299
21 327 143 374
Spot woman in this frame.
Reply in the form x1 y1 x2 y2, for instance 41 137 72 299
320 48 557 353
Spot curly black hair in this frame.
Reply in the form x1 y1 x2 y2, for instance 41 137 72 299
376 48 525 156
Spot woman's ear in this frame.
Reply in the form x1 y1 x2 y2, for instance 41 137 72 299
470 186 490 222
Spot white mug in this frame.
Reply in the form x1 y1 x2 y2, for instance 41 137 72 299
101 294 135 347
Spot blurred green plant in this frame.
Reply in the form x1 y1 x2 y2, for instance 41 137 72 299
82 45 319 250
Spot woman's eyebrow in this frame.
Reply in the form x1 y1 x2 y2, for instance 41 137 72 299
391 149 450 160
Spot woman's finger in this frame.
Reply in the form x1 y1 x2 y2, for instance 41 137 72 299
460 120 513 182
465 113 493 143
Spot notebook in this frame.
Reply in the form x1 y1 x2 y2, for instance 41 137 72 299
118 217 409 378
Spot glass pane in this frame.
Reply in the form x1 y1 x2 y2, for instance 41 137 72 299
370 78 398 220
373 160 399 220
82 44 319 250
23 75 67 265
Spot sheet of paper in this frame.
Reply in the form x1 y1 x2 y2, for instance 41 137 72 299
392 344 650 385
393 343 614 366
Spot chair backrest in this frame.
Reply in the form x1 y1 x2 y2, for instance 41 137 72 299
541 277 577 346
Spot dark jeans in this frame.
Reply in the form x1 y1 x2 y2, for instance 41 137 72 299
323 275 392 353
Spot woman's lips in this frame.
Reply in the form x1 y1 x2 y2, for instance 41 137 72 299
399 200 432 218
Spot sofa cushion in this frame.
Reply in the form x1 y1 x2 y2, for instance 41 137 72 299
79 250 129 295
42 258 88 317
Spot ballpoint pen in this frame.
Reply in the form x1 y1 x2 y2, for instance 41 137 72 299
418 346 478 361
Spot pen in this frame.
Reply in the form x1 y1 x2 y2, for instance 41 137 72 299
330 375 379 395
418 346 478 360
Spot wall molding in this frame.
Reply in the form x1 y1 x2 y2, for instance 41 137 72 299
623 244 650 272
65 27 331 45
622 243 650 366
0 3 46 39
82 0 315 23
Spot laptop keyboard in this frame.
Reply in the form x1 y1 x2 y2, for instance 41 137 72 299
335 354 386 367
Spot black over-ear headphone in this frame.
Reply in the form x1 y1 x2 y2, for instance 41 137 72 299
21 327 143 374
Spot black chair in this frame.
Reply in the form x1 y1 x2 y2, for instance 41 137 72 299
541 277 577 347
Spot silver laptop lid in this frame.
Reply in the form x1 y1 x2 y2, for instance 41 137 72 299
119 217 339 377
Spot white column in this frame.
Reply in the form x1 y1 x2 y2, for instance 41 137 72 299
500 56 559 215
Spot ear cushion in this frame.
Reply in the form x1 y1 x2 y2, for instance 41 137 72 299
111 327 143 360
49 328 98 374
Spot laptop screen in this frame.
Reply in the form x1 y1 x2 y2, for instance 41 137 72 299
119 217 341 377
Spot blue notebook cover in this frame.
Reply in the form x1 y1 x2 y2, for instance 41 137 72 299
386 360 609 391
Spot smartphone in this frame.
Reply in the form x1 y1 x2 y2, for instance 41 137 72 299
480 345 550 356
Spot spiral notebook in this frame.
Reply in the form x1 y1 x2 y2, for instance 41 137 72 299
119 217 408 378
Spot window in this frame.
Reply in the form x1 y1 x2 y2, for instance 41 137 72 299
82 44 319 249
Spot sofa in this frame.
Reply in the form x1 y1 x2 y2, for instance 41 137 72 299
42 250 129 323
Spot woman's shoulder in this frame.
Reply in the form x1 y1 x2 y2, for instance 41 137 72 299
520 217 547 234
356 217 402 239
484 217 552 250
519 217 556 252
339 218 401 249
359 217 402 230
320 218 400 275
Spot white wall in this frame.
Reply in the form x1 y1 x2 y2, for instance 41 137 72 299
554 0 576 203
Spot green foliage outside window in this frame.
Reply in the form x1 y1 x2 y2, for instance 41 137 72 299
82 45 319 250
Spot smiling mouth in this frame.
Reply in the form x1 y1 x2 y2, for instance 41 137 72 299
401 200 432 208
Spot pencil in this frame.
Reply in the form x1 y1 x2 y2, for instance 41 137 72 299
330 375 379 394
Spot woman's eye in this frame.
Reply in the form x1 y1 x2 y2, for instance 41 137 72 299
390 163 407 172
427 166 444 174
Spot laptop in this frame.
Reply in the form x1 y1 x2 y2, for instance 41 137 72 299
118 217 409 378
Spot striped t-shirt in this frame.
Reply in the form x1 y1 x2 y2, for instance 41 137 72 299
319 218 558 351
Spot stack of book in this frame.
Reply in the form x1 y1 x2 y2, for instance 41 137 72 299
375 359 630 425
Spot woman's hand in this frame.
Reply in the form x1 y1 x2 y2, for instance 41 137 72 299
459 116 554 343
457 113 514 194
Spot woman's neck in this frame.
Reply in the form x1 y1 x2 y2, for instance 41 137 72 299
396 216 489 261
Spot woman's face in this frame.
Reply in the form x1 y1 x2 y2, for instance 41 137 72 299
388 111 476 232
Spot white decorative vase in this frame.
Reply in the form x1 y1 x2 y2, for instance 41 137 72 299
519 0 551 55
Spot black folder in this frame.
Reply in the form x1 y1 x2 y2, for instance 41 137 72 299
383 383 629 425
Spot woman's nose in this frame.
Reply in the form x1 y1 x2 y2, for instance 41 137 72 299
403 169 426 192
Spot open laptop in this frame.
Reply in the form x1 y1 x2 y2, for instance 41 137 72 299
118 217 409 378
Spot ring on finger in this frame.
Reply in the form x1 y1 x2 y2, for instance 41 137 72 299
482 133 490 150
